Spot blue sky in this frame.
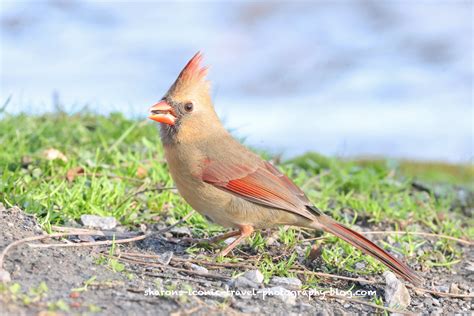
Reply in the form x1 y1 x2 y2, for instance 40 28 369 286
1 1 472 162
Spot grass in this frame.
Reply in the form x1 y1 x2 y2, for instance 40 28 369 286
0 112 472 288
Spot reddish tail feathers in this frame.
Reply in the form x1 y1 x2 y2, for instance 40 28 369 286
317 214 423 286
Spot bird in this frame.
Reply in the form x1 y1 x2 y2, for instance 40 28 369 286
148 52 423 286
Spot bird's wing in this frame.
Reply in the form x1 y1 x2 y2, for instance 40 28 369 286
201 159 316 221
263 161 310 204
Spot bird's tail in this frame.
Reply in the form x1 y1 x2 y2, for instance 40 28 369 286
308 206 423 286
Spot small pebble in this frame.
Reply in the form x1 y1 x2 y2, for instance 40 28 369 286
269 276 302 290
170 226 191 236
189 263 208 274
384 271 411 309
80 215 117 230
242 270 264 284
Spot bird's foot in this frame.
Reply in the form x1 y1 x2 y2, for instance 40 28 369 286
216 225 254 257
179 230 241 245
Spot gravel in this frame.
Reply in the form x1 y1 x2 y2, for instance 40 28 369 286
1 203 472 315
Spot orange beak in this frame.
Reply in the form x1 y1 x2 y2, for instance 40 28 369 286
148 100 177 125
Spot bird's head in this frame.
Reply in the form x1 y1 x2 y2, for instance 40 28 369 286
149 52 220 144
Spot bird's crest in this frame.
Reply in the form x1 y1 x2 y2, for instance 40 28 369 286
167 52 210 98
179 51 208 83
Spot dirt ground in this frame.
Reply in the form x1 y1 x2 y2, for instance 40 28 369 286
0 203 472 315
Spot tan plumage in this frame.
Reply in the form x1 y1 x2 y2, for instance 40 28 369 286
148 52 423 286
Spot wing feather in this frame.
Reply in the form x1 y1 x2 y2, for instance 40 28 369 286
202 160 315 220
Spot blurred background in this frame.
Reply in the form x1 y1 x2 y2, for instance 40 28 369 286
0 0 472 162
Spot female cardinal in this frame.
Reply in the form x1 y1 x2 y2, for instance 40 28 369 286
148 52 422 286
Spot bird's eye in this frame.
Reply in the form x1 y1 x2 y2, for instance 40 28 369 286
184 102 194 112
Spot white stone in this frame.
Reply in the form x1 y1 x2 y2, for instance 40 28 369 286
384 271 411 309
269 276 302 289
0 269 11 283
232 276 259 289
189 263 208 274
80 215 117 230
242 270 264 284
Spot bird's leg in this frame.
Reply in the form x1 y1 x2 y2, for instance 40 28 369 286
208 230 241 243
217 225 254 257
180 230 240 244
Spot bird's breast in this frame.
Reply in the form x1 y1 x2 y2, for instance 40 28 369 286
164 144 236 225
162 144 306 229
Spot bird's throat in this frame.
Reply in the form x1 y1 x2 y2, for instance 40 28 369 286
159 122 180 145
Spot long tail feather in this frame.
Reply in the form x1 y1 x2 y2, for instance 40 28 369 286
312 208 423 286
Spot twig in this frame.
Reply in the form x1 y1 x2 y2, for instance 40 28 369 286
27 233 149 249
110 255 230 281
0 231 129 268
299 236 327 243
51 226 93 232
51 226 140 239
120 251 254 269
132 185 177 196
290 268 379 285
326 294 415 315
172 257 253 269
28 210 195 250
